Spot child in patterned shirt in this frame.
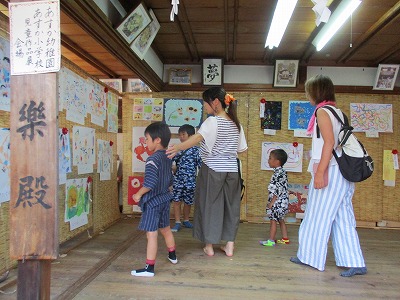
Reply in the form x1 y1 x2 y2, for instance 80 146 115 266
171 124 202 232
260 149 289 246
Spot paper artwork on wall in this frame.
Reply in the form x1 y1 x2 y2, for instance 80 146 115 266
0 128 10 203
261 142 303 172
107 92 118 133
261 101 282 130
383 150 396 182
58 128 72 185
128 175 143 206
350 103 393 133
163 98 203 128
97 139 112 181
88 79 107 127
65 178 90 230
133 98 163 121
72 126 95 174
0 36 11 112
132 127 153 172
288 101 314 130
58 66 87 123
288 183 308 213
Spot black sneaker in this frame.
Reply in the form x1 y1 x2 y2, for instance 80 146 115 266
168 251 178 264
131 264 154 277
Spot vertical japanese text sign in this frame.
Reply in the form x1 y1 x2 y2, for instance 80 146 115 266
9 0 61 75
9 1 60 260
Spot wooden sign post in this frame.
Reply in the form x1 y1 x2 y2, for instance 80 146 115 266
9 1 61 298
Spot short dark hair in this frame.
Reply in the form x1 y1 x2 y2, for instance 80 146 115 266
270 149 288 166
178 124 195 136
305 74 336 104
144 122 171 148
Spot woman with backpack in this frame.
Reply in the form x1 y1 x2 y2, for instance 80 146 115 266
290 75 367 277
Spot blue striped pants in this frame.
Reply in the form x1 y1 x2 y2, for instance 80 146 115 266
297 164 366 271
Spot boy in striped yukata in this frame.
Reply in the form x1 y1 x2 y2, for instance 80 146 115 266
131 122 177 277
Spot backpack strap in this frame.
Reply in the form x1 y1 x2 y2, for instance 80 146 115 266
315 105 348 138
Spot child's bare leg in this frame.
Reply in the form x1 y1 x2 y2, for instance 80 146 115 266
183 203 191 221
146 231 158 260
160 226 175 249
173 201 182 223
279 219 288 238
269 220 277 241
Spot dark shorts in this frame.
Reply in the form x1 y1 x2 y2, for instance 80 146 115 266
173 187 195 205
138 201 171 232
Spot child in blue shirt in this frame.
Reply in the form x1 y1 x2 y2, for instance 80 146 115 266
171 124 202 232
131 122 177 277
260 149 289 246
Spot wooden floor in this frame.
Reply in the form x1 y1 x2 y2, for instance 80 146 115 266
1 216 400 300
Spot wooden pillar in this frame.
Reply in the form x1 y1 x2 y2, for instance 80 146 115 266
17 260 51 299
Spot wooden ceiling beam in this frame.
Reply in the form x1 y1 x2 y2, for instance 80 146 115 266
374 43 400 64
173 15 194 62
61 33 118 78
60 0 163 91
337 1 400 64
224 0 229 62
178 1 200 62
232 0 239 62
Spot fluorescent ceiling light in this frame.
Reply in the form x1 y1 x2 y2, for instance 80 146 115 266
312 0 362 51
265 0 298 49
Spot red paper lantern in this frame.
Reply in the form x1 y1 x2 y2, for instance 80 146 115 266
293 142 298 147
110 141 114 146
62 127 68 135
260 98 266 104
392 149 398 155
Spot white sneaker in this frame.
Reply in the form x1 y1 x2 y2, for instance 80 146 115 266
131 264 154 277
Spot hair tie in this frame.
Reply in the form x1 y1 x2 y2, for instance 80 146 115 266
224 93 236 106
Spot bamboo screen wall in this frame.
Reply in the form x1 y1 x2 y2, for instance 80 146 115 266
122 91 400 226
0 59 121 273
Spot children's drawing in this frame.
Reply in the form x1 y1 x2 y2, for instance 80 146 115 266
132 127 153 172
350 103 393 132
58 66 87 123
0 36 10 112
128 176 144 205
0 128 10 203
261 101 282 130
133 98 164 121
65 178 90 223
288 183 308 213
72 126 95 174
107 92 118 133
88 79 107 126
288 101 314 130
163 98 203 128
100 79 123 93
97 139 112 181
59 128 72 174
261 142 303 172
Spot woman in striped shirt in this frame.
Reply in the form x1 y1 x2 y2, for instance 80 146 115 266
167 87 247 257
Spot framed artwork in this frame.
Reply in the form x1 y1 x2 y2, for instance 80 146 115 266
116 3 152 45
130 9 160 60
168 68 192 85
127 79 151 92
202 58 223 86
373 64 399 90
100 79 123 93
273 60 299 87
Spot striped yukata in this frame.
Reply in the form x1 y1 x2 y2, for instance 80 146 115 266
297 106 366 271
193 116 247 244
138 149 173 232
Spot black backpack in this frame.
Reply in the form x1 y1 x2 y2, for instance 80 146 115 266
316 106 374 182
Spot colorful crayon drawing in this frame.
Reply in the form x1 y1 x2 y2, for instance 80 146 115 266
261 142 303 172
163 98 203 128
261 101 282 130
132 127 153 172
65 178 90 222
350 103 393 132
133 98 164 121
288 101 314 130
288 183 308 213
58 128 72 174
0 128 10 203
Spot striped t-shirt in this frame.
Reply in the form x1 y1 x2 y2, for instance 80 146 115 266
198 116 241 172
